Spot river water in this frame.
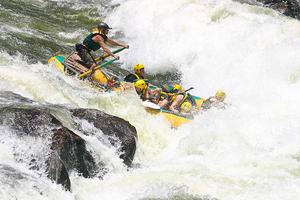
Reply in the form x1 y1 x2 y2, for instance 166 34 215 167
1 0 300 199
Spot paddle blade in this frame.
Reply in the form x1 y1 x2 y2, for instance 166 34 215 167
142 101 161 110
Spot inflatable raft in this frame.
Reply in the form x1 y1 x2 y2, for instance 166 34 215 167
48 50 203 128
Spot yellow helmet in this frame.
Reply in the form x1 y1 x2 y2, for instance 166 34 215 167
134 79 147 91
215 90 226 101
180 101 193 113
173 84 181 92
133 64 144 74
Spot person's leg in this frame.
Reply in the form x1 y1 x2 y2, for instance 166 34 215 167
76 44 94 68
158 99 169 109
169 95 184 113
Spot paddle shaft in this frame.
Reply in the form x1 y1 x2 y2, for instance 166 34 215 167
95 47 126 62
79 47 126 79
79 58 118 79
86 49 98 66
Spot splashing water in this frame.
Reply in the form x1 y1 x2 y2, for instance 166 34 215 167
1 0 300 199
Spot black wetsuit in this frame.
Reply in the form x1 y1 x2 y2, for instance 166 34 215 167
124 73 144 83
75 32 108 68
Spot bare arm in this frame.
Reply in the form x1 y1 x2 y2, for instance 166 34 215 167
93 35 119 59
144 89 150 100
107 38 129 48
169 95 184 112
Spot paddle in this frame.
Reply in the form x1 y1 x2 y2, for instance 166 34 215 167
79 47 127 79
142 101 161 110
95 47 127 62
79 58 118 79
184 87 194 93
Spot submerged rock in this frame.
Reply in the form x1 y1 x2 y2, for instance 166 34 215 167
258 0 300 19
0 91 137 191
238 0 300 20
46 127 98 191
71 108 137 167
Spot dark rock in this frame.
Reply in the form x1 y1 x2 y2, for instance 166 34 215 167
258 0 300 19
71 108 137 167
46 127 100 191
49 127 98 178
0 107 61 137
0 91 137 191
0 91 34 105
46 151 71 191
238 0 300 20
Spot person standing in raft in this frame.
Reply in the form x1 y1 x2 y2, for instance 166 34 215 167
75 22 129 70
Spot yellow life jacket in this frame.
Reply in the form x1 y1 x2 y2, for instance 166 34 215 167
178 93 197 108
134 73 141 80
169 92 186 103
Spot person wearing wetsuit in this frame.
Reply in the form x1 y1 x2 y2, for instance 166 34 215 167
75 22 129 69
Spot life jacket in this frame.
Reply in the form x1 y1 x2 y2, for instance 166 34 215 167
169 93 196 109
181 93 197 107
83 28 108 51
134 73 143 80
162 83 179 93
159 91 169 100
161 84 181 101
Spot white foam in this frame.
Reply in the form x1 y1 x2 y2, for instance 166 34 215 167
1 0 300 199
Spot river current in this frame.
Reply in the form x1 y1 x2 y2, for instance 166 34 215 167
1 0 300 199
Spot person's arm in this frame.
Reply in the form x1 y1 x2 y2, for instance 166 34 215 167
144 89 150 100
169 95 184 113
150 88 162 104
107 38 129 48
93 35 119 59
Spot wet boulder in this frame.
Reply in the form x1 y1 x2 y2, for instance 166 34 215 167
258 0 300 19
238 0 300 20
47 127 99 191
71 108 137 167
0 91 137 191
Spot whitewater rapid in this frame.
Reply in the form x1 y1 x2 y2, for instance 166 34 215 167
1 0 300 199
89 0 300 199
106 0 300 199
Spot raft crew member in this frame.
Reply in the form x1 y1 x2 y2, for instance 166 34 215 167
75 22 129 70
201 90 227 110
124 64 145 83
168 88 197 114
179 101 193 115
107 76 120 89
134 79 161 103
158 84 182 109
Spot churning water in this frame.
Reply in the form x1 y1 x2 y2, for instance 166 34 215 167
1 0 300 199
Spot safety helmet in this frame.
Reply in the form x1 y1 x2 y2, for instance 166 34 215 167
172 84 181 93
180 101 193 113
97 22 112 30
215 90 226 101
134 79 147 91
133 64 144 75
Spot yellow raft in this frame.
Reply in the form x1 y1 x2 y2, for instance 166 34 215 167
48 53 203 128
